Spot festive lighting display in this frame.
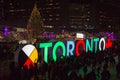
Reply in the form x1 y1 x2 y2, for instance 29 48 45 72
4 27 9 36
76 33 84 39
106 32 114 40
39 37 112 63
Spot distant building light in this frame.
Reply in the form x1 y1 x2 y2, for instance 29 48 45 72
48 3 53 6
49 18 53 21
19 40 27 44
56 14 59 16
9 10 14 12
54 7 60 9
86 18 90 21
56 3 59 5
75 8 79 10
88 12 90 14
76 33 84 39
43 19 46 21
108 25 111 28
44 26 53 28
9 3 13 5
71 25 77 28
50 0 53 2
15 28 26 32
9 9 25 12
49 14 53 16
56 18 59 20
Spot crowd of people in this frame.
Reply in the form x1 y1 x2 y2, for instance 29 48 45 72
47 50 120 80
8 46 120 80
0 39 120 80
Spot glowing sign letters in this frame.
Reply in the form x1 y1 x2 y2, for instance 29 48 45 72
39 37 112 63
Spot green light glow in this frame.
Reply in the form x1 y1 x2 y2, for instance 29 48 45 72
93 38 99 53
86 39 93 53
40 42 52 63
53 41 66 62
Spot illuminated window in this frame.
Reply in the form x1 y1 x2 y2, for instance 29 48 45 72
47 11 49 13
75 8 79 10
9 3 13 5
9 9 25 12
49 14 52 17
88 12 90 14
43 19 46 21
20 9 25 11
56 14 59 16
48 3 53 6
49 18 52 21
87 15 90 17
9 10 14 12
108 25 111 28
56 3 59 5
56 18 59 20
86 18 90 21
54 7 60 9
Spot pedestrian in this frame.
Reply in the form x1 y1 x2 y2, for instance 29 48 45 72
116 62 120 78
101 65 111 80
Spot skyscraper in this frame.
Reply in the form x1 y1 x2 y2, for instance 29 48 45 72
2 0 34 26
0 0 119 32
66 0 120 32
0 0 67 29
37 0 67 28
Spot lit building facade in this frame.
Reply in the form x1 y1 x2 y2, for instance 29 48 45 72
37 0 67 29
1 0 34 26
1 0 67 30
67 1 120 32
0 0 120 32
68 3 94 30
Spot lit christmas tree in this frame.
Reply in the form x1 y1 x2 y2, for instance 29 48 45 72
27 3 44 39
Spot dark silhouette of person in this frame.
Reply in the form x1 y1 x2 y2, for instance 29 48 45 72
69 71 79 80
116 62 120 78
79 74 83 80
84 68 96 80
101 66 111 80
83 65 88 78
96 67 101 79
21 66 29 80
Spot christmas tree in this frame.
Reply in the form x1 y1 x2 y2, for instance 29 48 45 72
27 3 44 39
